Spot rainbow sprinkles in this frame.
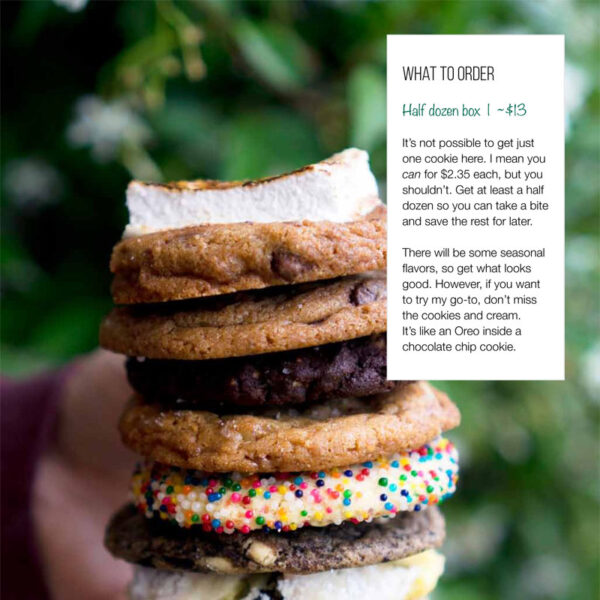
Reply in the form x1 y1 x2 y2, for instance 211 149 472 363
132 437 459 534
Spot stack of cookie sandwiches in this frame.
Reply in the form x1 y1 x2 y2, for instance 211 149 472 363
100 149 461 600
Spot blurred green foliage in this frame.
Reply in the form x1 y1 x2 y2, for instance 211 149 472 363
1 1 598 599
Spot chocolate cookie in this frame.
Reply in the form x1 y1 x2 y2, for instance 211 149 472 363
119 382 460 473
100 274 387 360
126 334 399 410
111 207 386 304
106 504 445 574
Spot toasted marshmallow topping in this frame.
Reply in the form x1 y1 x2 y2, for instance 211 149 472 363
124 149 380 236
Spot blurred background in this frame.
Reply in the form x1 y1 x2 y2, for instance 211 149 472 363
1 1 598 599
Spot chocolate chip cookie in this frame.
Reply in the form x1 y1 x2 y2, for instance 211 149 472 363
100 274 387 360
111 207 386 304
118 382 460 473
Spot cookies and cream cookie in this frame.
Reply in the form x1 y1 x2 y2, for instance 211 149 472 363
106 503 445 574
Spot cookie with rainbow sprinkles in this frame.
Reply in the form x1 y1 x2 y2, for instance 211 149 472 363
100 150 462 600
130 437 458 533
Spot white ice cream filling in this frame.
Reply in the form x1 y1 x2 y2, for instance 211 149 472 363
128 549 444 600
124 148 380 236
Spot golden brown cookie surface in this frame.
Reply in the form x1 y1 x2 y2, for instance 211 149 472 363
100 273 387 360
111 207 386 304
118 382 460 473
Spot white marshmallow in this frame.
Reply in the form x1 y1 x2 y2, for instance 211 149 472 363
124 148 380 237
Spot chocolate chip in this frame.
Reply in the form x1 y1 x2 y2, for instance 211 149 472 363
271 249 313 281
350 280 380 306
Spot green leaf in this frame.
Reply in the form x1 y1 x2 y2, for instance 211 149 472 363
151 99 223 176
28 300 108 360
222 109 322 180
11 0 56 45
0 344 58 377
232 20 315 92
348 65 386 151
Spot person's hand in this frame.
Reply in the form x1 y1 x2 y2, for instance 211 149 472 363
33 350 137 600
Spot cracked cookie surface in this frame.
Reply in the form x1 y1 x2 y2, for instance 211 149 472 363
100 273 387 360
110 207 386 304
118 382 460 473
105 503 445 574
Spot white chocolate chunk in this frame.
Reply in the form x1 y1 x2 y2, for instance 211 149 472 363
244 541 277 566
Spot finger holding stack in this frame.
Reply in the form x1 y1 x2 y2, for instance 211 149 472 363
100 149 461 600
